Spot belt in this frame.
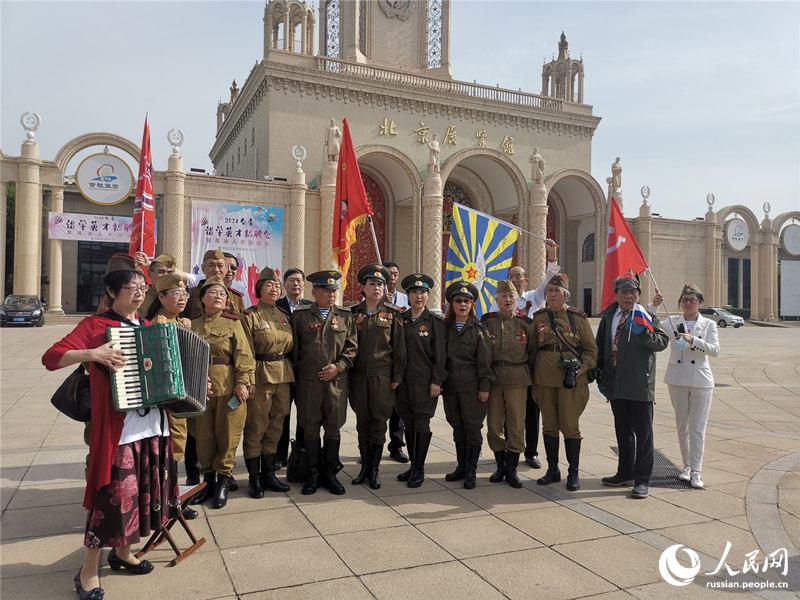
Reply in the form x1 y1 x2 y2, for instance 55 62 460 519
211 355 232 366
256 353 285 362
538 345 558 351
492 361 527 367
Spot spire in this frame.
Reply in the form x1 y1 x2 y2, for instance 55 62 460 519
558 31 569 60
230 80 240 104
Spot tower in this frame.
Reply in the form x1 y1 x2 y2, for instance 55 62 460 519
541 32 585 103
263 0 316 58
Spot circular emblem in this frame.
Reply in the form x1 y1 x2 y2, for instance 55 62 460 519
640 185 650 200
167 129 184 150
379 0 413 20
291 145 307 163
460 287 468 294
75 152 135 206
725 217 749 251
20 111 42 132
706 193 715 208
327 278 335 285
762 202 771 216
415 280 424 287
782 223 800 256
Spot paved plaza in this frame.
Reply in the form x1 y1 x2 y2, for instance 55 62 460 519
1 322 798 599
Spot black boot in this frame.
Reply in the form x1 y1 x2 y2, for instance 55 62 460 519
407 431 432 488
190 472 216 505
505 452 523 488
396 425 416 482
301 438 321 495
212 473 233 509
489 450 506 483
464 443 481 490
445 441 467 481
246 457 264 499
537 435 561 485
324 439 346 495
261 454 290 492
184 435 200 486
565 438 582 491
351 442 369 485
368 444 383 490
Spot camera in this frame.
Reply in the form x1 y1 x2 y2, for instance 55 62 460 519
559 356 582 390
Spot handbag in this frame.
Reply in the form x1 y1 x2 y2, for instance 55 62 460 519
285 438 309 483
50 364 91 422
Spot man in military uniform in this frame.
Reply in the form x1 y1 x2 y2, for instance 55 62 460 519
291 270 358 495
183 249 243 320
349 265 406 490
224 252 246 313
481 280 537 488
138 253 177 316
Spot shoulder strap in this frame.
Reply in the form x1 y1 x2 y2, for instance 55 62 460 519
546 309 582 360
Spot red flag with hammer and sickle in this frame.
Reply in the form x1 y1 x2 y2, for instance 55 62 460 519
601 198 648 309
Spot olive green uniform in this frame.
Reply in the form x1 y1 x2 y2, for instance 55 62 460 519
190 311 255 476
241 302 294 457
153 310 191 462
183 282 244 320
349 301 407 445
291 304 358 442
396 309 447 433
141 284 158 318
481 312 537 454
531 307 598 439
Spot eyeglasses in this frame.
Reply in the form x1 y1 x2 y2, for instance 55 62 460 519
204 290 228 298
121 285 148 294
453 297 472 305
163 290 189 299
680 297 700 304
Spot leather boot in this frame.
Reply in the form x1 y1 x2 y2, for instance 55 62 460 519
261 454 290 492
407 431 432 488
367 444 383 490
565 438 581 491
245 457 264 498
445 440 467 481
301 438 321 495
184 435 200 486
351 442 369 485
464 443 481 490
505 452 523 488
190 472 216 505
212 473 233 509
537 435 561 485
489 450 506 483
396 425 416 482
324 439 346 495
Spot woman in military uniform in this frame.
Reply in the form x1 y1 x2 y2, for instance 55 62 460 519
395 273 447 488
349 264 406 490
443 281 494 490
481 280 537 488
189 275 255 509
241 267 294 498
532 274 597 491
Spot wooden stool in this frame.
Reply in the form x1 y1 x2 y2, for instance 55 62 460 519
135 483 206 566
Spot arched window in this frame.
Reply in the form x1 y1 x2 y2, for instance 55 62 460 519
581 233 595 262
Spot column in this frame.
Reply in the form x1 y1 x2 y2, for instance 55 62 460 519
703 210 717 307
749 241 759 319
0 181 6 300
318 160 338 271
577 73 584 103
163 151 187 268
440 0 452 72
284 7 290 50
13 138 42 295
287 162 307 271
421 170 443 310
760 219 776 320
715 238 723 307
46 186 65 315
411 184 421 273
638 203 653 301
737 258 743 309
526 181 548 290
301 12 308 54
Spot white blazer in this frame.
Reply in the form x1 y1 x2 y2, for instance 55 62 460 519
662 314 720 389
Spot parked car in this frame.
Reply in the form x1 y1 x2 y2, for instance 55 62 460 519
699 307 744 328
0 295 45 327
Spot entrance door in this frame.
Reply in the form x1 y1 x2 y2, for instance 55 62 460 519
76 241 129 312
343 172 386 304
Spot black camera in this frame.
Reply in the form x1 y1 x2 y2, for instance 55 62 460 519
559 356 582 390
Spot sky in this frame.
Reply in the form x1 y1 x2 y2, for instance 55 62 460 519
2 0 798 220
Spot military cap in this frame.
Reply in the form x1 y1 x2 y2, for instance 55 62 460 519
401 273 434 292
258 266 279 282
306 270 342 290
495 280 517 295
357 264 390 285
155 273 186 293
549 273 570 289
105 253 141 275
203 249 226 262
446 280 479 302
679 283 704 302
151 253 176 269
200 274 227 293
613 274 641 292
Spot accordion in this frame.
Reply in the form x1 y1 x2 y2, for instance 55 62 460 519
106 323 210 417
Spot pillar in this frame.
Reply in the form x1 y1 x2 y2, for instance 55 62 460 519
164 151 187 268
287 162 307 272
319 160 337 271
577 73 584 103
301 12 308 54
760 219 776 320
284 7 290 50
715 237 723 307
440 0 452 73
703 210 717 307
13 138 42 296
0 180 6 300
527 181 548 290
46 186 65 315
421 170 443 310
638 203 653 301
749 241 759 319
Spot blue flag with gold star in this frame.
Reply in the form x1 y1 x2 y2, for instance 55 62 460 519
445 203 519 316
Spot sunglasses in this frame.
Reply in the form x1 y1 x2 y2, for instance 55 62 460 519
453 297 472 305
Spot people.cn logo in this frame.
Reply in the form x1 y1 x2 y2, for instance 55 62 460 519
659 544 702 586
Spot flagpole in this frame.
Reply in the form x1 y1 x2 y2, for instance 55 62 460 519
456 202 549 242
643 267 679 338
367 215 382 265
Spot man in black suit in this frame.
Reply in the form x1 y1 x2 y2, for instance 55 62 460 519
275 268 313 467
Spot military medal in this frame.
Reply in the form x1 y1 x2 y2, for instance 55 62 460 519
418 324 429 337
310 321 322 331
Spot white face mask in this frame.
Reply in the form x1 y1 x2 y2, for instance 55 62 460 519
673 338 690 352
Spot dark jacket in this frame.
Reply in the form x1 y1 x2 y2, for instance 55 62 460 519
277 296 312 315
595 302 669 403
350 300 407 383
444 318 494 393
401 308 448 387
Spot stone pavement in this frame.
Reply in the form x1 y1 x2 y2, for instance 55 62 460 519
1 323 798 600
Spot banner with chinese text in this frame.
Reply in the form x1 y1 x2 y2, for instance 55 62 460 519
48 212 136 243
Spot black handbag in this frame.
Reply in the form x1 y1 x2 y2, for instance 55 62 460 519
50 364 92 422
285 438 309 483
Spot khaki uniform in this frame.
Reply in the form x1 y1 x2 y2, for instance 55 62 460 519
141 285 158 318
190 311 255 476
443 319 494 446
183 282 244 320
481 313 537 453
396 309 448 433
153 309 191 461
241 302 294 458
531 307 598 439
349 301 407 445
291 304 357 442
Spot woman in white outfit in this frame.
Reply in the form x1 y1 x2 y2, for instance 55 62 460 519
652 284 720 489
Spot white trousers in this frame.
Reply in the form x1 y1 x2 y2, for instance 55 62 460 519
667 384 713 472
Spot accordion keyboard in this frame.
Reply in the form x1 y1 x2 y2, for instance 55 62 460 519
107 327 146 409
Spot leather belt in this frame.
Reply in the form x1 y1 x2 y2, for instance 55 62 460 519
256 353 285 362
492 361 527 367
211 355 232 366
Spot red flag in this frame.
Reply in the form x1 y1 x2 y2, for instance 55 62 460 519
129 116 156 260
332 118 373 294
601 198 648 310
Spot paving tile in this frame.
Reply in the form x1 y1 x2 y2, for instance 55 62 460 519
449 481 557 514
655 489 745 519
6 482 85 510
299 497 407 535
381 489 486 524
243 576 375 600
208 505 317 549
588 496 711 530
208 491 294 515
778 488 800 516
656 520 760 568
417 514 541 559
1 569 83 600
0 503 87 540
0 532 85 578
360 560 506 600
626 581 762 599
498 505 619 546
554 535 663 588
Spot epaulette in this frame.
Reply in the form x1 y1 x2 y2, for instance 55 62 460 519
480 312 498 322
222 311 240 320
473 319 486 330
229 288 244 297
334 305 352 312
515 314 533 324
293 304 311 311
533 307 548 315
244 306 258 315
567 306 587 318
383 302 401 312
431 311 445 320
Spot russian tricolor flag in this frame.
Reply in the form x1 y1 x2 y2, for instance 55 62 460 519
628 303 654 335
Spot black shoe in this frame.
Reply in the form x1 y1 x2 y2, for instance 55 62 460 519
107 549 154 575
261 454 290 492
505 452 523 489
228 480 239 492
351 442 369 485
564 438 581 491
631 483 649 499
525 454 541 469
185 467 200 487
388 447 409 463
489 450 506 484
536 435 561 485
601 474 633 487
211 474 233 509
368 444 383 490
407 431 431 489
181 506 198 520
323 439 345 495
245 457 264 499
301 438 321 495
74 570 104 600
445 441 467 481
463 443 481 490
190 472 216 505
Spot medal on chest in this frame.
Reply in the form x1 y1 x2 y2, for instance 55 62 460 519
515 328 528 345
418 324 429 337
355 314 365 331
331 316 341 331
310 320 322 332
537 323 547 344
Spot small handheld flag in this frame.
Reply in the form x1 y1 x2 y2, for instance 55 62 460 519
628 303 655 337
